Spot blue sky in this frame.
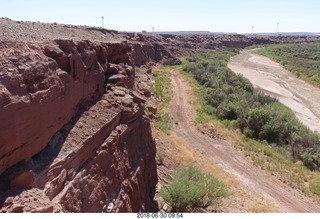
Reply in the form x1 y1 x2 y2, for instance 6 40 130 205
1 0 319 33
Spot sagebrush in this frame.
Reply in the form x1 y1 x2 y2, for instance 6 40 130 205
160 166 228 212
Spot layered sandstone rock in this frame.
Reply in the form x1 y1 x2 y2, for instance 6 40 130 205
0 40 133 174
0 40 157 212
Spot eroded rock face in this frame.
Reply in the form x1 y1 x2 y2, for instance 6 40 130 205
0 40 157 212
0 40 133 174
133 43 172 66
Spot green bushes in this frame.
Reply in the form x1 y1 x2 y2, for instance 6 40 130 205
160 166 228 212
183 50 320 169
162 56 182 66
301 149 320 171
246 108 270 139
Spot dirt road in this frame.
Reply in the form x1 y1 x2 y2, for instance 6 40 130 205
228 49 320 134
169 70 320 212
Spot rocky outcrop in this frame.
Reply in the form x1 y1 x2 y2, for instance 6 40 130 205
0 40 157 212
132 42 172 66
0 40 133 174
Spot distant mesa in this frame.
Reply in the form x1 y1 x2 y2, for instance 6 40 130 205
146 30 320 36
245 32 320 36
153 31 237 35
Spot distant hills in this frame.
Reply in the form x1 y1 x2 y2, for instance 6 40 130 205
152 31 320 36
246 32 320 36
153 31 237 35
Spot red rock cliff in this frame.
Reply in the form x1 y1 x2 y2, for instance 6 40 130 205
0 40 157 212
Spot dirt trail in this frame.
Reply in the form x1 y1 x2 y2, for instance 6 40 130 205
169 70 320 212
228 49 320 134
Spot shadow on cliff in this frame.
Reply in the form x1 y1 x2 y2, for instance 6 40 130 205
0 95 102 206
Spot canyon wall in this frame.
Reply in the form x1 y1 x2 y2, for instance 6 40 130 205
0 40 157 212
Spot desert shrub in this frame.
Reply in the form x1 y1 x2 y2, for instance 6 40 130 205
300 149 320 171
156 151 165 165
162 57 182 66
216 101 240 120
160 166 228 212
246 108 271 139
204 88 226 108
261 122 281 143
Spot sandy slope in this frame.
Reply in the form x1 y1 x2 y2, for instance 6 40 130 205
228 49 320 134
169 69 320 212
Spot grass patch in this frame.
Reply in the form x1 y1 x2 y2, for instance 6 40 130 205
155 112 171 135
310 175 320 196
152 70 171 107
168 133 195 164
156 151 165 165
152 68 173 135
